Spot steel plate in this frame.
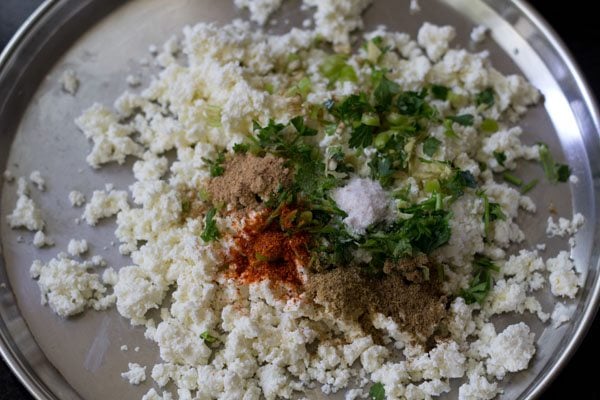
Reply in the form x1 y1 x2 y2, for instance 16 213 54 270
0 0 598 399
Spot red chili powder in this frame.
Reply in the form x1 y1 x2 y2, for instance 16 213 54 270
226 207 310 292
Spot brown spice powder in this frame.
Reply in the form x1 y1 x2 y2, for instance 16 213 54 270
207 153 291 209
305 262 448 345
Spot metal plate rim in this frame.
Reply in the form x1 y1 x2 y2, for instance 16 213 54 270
0 1 599 399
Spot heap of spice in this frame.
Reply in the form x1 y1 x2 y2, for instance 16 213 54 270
226 207 310 293
207 153 292 209
305 256 449 345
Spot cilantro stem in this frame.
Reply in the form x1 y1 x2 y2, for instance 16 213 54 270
502 172 523 187
521 179 539 194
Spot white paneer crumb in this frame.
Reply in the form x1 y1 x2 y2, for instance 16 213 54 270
332 177 394 235
551 302 571 328
417 22 456 62
121 345 129 351
7 179 45 231
67 239 89 257
470 25 488 43
29 170 45 191
121 362 147 385
409 0 420 13
69 190 86 207
135 346 140 352
33 231 54 248
569 175 579 184
234 0 283 25
29 255 113 317
303 0 373 48
126 75 141 87
485 323 535 379
3 169 15 182
536 243 546 251
82 189 129 225
142 389 172 400
546 213 584 237
102 268 119 286
60 69 79 95
546 251 580 298
148 44 158 55
91 255 107 267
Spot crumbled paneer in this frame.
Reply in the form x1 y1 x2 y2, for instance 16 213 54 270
546 213 584 237
417 22 456 62
82 189 129 225
551 302 571 328
67 239 89 257
303 0 373 48
33 231 54 248
60 69 79 95
3 169 15 182
332 177 394 234
121 344 129 351
121 363 147 385
30 254 113 317
234 0 283 25
126 75 141 87
29 170 45 191
470 25 488 43
546 251 580 298
69 190 86 207
7 178 45 231
485 323 535 379
409 0 420 13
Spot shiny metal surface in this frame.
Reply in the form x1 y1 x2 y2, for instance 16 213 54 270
0 1 598 399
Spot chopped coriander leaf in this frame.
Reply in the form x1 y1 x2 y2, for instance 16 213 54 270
422 136 441 157
493 151 506 167
440 170 477 199
369 154 394 187
396 90 431 116
479 191 505 239
475 87 495 108
201 208 220 242
430 84 449 100
521 178 539 194
400 195 452 253
349 124 375 148
372 71 400 112
201 151 226 177
443 119 458 138
324 123 338 136
489 202 506 222
481 118 499 133
331 93 373 123
447 114 474 126
233 143 249 154
200 331 218 343
290 116 318 136
460 254 499 304
369 382 386 400
502 172 523 186
538 143 571 183
319 54 357 84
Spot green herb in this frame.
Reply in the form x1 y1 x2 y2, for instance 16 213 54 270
330 93 373 123
369 382 385 400
502 172 523 186
443 119 458 138
481 118 499 133
200 331 218 344
430 84 449 100
447 114 474 126
396 90 432 117
493 151 506 167
290 116 318 137
349 124 375 148
440 170 477 199
422 137 441 157
538 143 570 183
200 208 220 242
460 254 500 304
181 200 191 214
521 178 539 194
319 54 358 84
480 191 506 239
475 87 495 108
369 153 394 187
202 151 226 177
372 70 400 112
233 143 249 154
